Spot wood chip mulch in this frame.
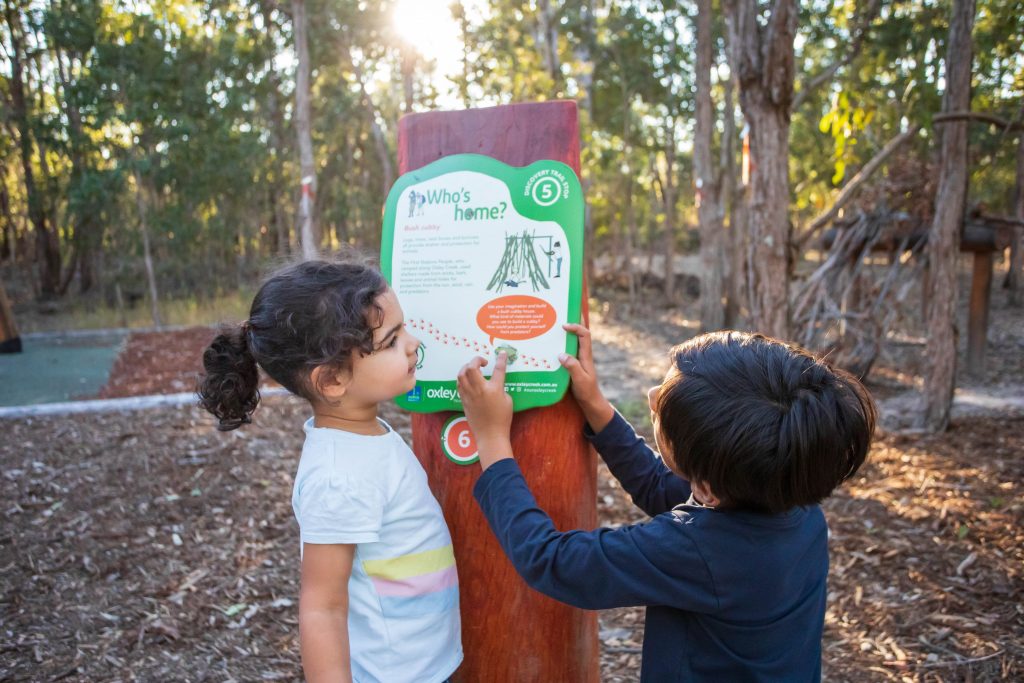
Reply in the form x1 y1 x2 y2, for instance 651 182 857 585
2 311 1021 682
95 327 217 399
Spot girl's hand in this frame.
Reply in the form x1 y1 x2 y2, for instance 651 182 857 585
457 353 514 470
560 323 615 433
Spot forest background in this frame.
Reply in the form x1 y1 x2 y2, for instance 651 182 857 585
1 0 1023 432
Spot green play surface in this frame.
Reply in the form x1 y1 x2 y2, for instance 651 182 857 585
0 332 126 407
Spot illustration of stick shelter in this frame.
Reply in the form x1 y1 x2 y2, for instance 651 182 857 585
487 231 551 293
395 101 597 683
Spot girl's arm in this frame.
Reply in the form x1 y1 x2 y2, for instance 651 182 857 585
300 543 355 683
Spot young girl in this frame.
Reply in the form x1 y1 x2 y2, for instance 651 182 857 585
199 259 462 683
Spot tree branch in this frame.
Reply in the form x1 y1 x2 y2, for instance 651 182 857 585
933 110 1024 132
791 0 881 112
796 124 921 246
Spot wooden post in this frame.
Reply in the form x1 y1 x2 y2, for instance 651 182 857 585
0 280 21 353
967 250 993 375
397 101 599 683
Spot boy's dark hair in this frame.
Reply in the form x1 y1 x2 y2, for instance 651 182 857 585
198 259 388 431
653 332 876 513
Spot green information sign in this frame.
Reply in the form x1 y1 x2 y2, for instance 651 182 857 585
381 154 584 413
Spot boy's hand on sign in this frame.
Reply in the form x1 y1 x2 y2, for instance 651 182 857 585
560 323 615 433
457 353 514 470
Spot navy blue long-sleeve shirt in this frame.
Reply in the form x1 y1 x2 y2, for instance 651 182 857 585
473 411 828 682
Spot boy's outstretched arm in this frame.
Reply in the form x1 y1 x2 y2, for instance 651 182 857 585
471 453 719 613
458 355 717 611
560 324 691 516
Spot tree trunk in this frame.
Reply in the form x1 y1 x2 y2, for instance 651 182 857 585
5 4 61 298
536 0 561 85
400 46 415 113
0 176 13 263
133 168 163 329
663 120 678 301
621 95 636 305
696 0 725 331
920 0 976 432
55 49 101 294
723 69 744 327
724 0 798 340
292 0 318 259
0 279 21 353
573 0 596 286
261 1 292 256
351 57 394 199
1009 114 1023 305
622 170 637 305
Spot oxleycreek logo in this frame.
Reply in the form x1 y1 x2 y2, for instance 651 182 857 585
426 387 462 402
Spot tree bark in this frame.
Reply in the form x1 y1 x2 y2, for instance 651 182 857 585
536 0 561 85
4 3 61 298
0 175 13 263
400 46 415 114
261 0 292 256
292 0 318 259
920 0 976 432
696 0 724 331
723 0 798 340
573 0 596 286
723 69 744 327
0 279 21 353
1009 113 1023 305
132 168 163 329
351 57 394 199
663 119 678 301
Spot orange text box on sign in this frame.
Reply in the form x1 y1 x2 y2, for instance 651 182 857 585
476 295 557 344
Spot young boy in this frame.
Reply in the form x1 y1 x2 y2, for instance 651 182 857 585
456 326 876 681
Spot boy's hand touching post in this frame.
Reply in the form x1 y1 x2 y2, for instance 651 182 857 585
559 323 615 433
457 352 514 471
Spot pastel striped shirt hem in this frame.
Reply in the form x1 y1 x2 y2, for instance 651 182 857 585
363 544 459 618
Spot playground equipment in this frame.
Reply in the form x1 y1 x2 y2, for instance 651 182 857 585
397 101 598 682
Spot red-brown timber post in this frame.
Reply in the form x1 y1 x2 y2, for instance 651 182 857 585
397 101 598 682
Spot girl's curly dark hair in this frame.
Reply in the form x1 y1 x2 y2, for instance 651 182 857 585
198 259 388 431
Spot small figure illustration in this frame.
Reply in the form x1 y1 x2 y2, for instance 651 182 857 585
416 191 427 216
503 278 525 288
407 190 420 218
543 240 563 278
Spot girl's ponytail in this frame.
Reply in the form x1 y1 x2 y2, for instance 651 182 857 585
198 324 260 431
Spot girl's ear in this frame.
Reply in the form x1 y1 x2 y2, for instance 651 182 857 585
310 364 351 400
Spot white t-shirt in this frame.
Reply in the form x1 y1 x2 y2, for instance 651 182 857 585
292 417 463 683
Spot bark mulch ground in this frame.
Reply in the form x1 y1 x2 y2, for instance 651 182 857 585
2 302 1021 682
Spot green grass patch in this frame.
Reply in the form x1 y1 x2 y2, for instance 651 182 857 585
18 290 255 333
